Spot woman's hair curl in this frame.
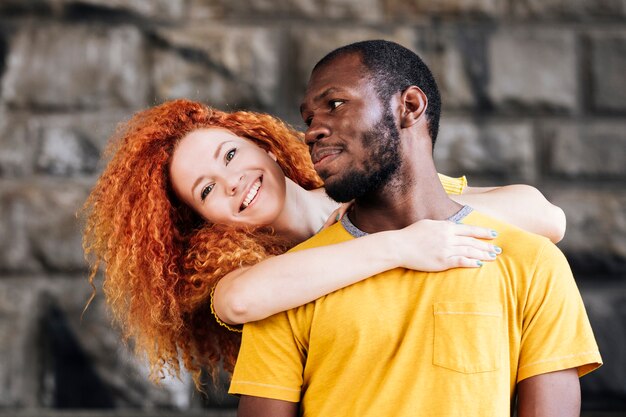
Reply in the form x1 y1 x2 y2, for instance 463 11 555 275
82 99 322 389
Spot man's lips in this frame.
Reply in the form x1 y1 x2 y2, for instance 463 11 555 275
311 147 342 169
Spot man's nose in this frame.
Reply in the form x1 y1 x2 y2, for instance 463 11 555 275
304 119 331 146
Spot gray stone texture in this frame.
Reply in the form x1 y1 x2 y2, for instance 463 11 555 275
434 118 536 181
0 277 184 408
1 24 149 110
0 180 90 273
543 121 626 178
487 29 578 112
386 0 505 18
552 190 626 262
511 0 626 19
152 26 280 111
590 32 626 113
60 0 187 20
188 0 384 22
579 280 626 402
0 1 624 414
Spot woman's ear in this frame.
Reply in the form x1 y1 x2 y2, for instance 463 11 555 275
268 151 278 161
400 86 428 128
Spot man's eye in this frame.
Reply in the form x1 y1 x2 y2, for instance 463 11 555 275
304 116 312 127
330 100 344 110
201 184 214 201
225 148 236 163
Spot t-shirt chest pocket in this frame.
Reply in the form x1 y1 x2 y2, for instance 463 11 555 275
433 302 502 373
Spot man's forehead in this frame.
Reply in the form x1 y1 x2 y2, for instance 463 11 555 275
301 54 372 109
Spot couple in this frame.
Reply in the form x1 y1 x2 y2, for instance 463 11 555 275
84 40 601 415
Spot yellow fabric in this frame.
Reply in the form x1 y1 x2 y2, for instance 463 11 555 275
229 210 602 416
437 172 467 195
212 172 463 334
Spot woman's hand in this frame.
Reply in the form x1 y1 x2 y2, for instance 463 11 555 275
319 201 354 231
392 219 500 272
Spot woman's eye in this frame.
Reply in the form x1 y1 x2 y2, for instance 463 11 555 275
201 184 214 201
225 148 236 163
330 100 344 110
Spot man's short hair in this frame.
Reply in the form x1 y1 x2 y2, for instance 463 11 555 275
313 40 441 146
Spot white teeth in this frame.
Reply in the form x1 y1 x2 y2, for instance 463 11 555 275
241 179 261 209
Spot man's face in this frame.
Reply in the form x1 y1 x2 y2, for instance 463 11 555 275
300 53 401 202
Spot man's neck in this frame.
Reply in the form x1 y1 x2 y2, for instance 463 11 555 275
348 156 463 234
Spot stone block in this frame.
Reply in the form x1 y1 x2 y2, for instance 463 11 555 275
152 26 280 111
33 112 125 177
511 0 626 20
487 29 577 112
0 277 186 408
0 111 125 178
386 0 505 18
419 27 491 111
0 280 38 407
590 33 626 112
543 121 626 179
0 110 35 177
552 190 626 266
188 0 383 22
0 180 91 273
434 118 536 181
577 280 626 402
1 24 149 110
61 0 187 20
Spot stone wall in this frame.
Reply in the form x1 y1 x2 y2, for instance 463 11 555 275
0 0 624 414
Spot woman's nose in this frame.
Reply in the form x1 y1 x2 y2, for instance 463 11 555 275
226 173 245 196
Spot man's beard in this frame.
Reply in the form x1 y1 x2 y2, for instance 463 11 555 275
324 107 401 203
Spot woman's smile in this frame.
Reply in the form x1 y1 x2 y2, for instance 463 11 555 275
240 176 262 212
169 127 287 227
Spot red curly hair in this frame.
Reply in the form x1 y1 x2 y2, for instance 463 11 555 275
82 99 323 389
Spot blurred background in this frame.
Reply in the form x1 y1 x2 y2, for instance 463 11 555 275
0 0 624 416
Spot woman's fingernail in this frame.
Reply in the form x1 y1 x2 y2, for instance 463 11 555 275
494 246 502 254
490 230 498 237
489 252 497 258
476 260 483 267
335 214 341 221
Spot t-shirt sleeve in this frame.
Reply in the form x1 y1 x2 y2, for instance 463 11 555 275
228 309 310 402
517 241 602 382
437 173 468 195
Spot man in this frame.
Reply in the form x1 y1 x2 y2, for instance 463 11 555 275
229 40 601 416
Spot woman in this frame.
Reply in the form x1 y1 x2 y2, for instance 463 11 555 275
82 99 565 389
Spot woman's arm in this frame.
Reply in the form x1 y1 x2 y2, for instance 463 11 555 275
214 220 499 325
450 184 566 243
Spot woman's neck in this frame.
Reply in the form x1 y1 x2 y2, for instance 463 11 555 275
270 178 339 246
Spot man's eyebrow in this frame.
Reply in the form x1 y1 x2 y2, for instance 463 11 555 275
300 87 341 115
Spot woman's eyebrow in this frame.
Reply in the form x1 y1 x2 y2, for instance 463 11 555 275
213 141 229 160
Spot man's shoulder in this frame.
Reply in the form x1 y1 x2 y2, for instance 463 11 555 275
464 210 558 262
288 222 354 253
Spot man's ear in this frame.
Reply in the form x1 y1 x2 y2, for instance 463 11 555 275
400 86 428 128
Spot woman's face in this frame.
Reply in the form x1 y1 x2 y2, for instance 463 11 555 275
169 128 287 228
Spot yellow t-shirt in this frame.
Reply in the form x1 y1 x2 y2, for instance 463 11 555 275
210 173 467 332
437 173 467 195
229 210 602 416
